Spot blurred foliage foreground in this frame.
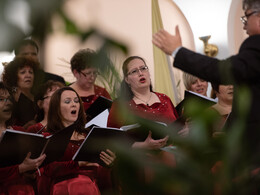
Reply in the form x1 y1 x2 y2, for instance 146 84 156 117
107 87 259 195
1 0 259 194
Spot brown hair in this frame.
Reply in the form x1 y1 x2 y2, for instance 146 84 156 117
47 87 86 134
70 48 97 72
34 80 65 122
14 39 39 56
120 56 152 100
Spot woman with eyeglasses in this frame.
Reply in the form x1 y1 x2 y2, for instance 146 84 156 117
108 56 178 135
107 56 179 193
38 87 115 195
0 82 46 195
70 49 111 113
27 80 64 133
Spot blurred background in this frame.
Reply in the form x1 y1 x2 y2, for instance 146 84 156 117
0 0 246 102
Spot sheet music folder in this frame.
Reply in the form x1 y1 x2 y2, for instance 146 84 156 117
86 96 112 120
0 123 76 167
176 90 217 116
73 126 128 166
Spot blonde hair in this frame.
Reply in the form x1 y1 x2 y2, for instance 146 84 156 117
182 72 199 90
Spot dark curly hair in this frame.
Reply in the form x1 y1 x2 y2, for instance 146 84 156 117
2 56 38 89
70 48 97 72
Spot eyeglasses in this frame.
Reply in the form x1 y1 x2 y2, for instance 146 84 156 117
240 10 260 24
80 70 99 77
127 66 149 76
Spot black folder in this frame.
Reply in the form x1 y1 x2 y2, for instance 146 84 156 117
85 96 112 120
176 90 217 116
0 123 76 167
73 126 128 166
121 119 170 142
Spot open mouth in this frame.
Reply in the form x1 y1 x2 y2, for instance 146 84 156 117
71 110 77 115
139 78 146 83
196 88 204 93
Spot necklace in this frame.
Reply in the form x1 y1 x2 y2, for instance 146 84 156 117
134 92 152 106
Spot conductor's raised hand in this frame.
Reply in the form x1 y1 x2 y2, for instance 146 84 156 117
152 26 182 55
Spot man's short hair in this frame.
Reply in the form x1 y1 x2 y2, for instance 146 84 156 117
243 0 260 11
14 39 39 56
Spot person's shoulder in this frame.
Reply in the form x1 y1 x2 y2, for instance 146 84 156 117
94 84 107 91
11 125 25 132
94 85 111 98
154 92 170 99
240 35 260 49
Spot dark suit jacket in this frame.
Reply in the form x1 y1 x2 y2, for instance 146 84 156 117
174 35 260 164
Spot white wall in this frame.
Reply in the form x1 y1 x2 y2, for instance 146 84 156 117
173 0 233 59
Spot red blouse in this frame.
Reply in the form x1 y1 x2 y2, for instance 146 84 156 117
27 123 46 134
81 85 111 112
107 92 178 128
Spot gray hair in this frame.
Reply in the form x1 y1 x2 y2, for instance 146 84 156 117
243 0 260 11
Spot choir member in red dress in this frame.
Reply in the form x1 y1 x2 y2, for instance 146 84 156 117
107 56 180 193
38 87 115 195
107 56 179 143
0 82 46 195
69 48 111 113
27 80 64 133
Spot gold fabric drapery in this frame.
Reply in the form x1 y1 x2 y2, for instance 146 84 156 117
152 0 179 105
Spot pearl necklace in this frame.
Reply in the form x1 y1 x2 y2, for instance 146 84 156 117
134 92 152 106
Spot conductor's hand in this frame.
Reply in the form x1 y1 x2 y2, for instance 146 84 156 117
18 152 46 174
152 26 182 55
132 131 169 150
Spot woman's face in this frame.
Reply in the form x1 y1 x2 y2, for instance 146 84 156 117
190 78 208 96
75 67 98 88
125 58 150 92
217 85 233 103
0 89 13 123
17 66 34 90
60 90 80 127
41 86 61 115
